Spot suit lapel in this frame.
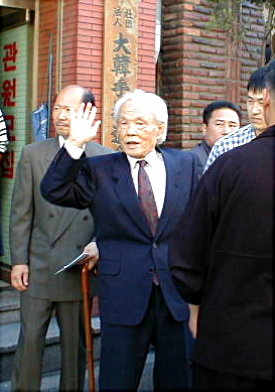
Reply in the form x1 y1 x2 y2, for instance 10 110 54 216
112 150 187 238
44 138 61 163
155 148 183 238
113 153 152 236
44 139 80 244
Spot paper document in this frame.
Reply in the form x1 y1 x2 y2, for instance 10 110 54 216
54 252 89 275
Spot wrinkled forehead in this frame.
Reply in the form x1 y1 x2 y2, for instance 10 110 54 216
119 98 156 119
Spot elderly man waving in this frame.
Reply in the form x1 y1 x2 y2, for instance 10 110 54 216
41 90 199 391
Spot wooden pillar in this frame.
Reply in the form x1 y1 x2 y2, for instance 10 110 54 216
102 0 138 149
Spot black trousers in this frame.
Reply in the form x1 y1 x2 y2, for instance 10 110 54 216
99 285 190 390
193 363 273 390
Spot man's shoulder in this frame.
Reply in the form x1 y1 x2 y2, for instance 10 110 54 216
190 142 202 153
22 137 57 153
211 135 257 172
88 149 121 164
85 141 113 157
160 146 194 158
190 143 204 158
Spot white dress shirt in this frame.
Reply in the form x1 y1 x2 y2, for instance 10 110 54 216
127 150 166 217
65 141 166 217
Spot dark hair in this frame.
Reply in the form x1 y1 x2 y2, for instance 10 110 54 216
265 58 275 73
247 66 268 92
203 100 242 125
265 67 275 94
53 85 96 106
81 88 96 106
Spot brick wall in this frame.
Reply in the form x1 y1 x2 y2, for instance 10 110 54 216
138 0 157 92
239 2 266 118
61 0 78 87
36 0 157 143
161 0 264 149
36 0 58 106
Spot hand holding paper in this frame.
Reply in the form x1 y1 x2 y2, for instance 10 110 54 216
55 242 99 275
55 252 90 275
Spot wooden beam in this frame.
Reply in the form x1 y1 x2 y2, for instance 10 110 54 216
102 0 138 149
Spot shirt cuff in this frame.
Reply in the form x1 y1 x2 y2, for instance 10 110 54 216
64 140 85 159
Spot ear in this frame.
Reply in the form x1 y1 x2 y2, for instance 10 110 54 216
263 88 270 109
156 122 165 137
202 123 207 136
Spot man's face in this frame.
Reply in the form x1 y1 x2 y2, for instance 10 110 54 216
246 89 267 132
52 87 84 138
117 99 164 158
203 108 240 147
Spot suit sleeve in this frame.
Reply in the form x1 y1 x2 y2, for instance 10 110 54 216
170 172 218 304
41 146 95 209
10 147 34 265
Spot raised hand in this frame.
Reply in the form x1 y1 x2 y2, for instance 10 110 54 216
68 102 101 148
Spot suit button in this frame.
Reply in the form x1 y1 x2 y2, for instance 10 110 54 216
153 242 157 249
49 212 54 218
83 216 89 221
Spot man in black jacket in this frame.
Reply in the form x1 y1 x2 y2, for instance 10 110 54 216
171 70 274 389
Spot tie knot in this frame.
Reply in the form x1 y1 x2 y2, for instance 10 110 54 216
138 160 147 168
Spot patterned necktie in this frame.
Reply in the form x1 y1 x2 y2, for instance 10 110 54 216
137 160 159 235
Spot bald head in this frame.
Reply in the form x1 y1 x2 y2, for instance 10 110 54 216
59 85 95 106
52 85 95 138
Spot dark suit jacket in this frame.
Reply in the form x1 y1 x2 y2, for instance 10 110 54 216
10 138 111 301
191 140 211 178
171 127 274 380
41 146 199 325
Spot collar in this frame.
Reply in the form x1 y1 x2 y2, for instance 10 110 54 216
59 135 86 150
58 135 66 148
127 149 162 170
201 140 211 154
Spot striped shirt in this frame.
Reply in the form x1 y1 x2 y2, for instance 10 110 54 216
0 109 9 154
203 124 256 173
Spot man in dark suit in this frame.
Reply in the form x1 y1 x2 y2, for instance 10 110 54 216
41 89 199 390
191 100 241 177
170 67 274 389
10 85 111 392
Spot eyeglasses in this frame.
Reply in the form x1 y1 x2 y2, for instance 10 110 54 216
117 120 158 133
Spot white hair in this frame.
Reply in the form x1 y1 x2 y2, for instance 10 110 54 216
113 89 168 144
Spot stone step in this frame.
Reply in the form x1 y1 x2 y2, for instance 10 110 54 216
0 351 154 391
0 316 101 383
0 286 20 325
